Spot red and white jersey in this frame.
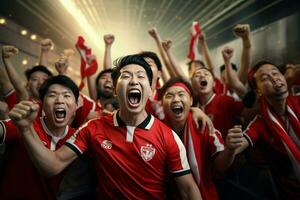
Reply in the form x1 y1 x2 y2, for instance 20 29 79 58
199 93 244 139
0 117 75 199
66 111 190 199
244 113 300 198
4 88 17 110
72 93 97 128
182 112 224 200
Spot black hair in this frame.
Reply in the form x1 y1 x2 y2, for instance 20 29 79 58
25 65 53 80
187 60 205 72
112 54 153 87
39 75 79 102
158 76 194 103
220 63 238 74
138 51 162 71
243 60 277 108
95 69 113 86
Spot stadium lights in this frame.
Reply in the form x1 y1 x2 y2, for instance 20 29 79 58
21 30 28 35
30 34 37 40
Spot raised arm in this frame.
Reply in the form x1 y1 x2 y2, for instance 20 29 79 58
8 101 77 176
103 34 115 70
55 54 69 76
199 32 213 70
39 38 54 67
0 64 14 96
285 64 300 86
162 39 186 78
86 55 98 100
2 45 29 101
148 27 177 78
233 24 251 84
222 46 247 98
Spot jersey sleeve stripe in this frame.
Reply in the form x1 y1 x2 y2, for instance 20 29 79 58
171 130 190 170
4 88 15 97
0 121 6 144
243 115 259 147
172 169 191 177
64 142 83 156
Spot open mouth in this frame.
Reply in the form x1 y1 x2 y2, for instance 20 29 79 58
128 89 141 106
55 108 66 122
104 83 113 90
171 105 183 115
200 80 208 87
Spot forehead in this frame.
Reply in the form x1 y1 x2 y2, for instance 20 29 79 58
120 64 146 73
165 86 187 94
47 84 72 94
255 64 279 76
194 68 213 76
30 71 49 78
99 72 112 78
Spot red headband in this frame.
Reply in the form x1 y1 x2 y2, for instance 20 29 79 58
171 82 192 95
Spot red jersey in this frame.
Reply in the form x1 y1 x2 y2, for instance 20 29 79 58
72 93 97 128
214 78 225 95
182 112 224 200
199 94 244 139
4 88 17 110
66 112 190 199
244 110 300 199
0 117 75 200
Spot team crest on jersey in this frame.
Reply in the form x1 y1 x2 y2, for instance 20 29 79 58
140 144 156 161
101 140 112 149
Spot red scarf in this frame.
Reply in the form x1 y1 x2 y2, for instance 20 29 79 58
259 96 300 164
75 36 98 90
187 22 201 61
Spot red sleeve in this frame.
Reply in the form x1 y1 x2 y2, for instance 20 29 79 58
243 115 263 146
214 78 225 95
4 89 17 110
72 93 96 128
65 120 94 155
165 129 190 176
0 119 20 144
209 129 225 156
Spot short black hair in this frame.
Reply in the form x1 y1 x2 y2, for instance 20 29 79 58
187 60 205 71
25 65 53 80
39 75 79 102
95 69 113 86
220 63 238 74
158 76 194 102
138 51 162 71
112 54 153 87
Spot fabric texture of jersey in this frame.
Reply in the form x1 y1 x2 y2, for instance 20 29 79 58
65 112 190 199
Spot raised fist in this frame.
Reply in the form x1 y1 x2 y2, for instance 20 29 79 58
63 49 75 58
198 32 206 43
55 54 69 75
233 24 250 38
226 125 244 153
148 27 158 38
162 39 172 51
9 101 39 129
103 34 115 45
222 46 234 62
41 38 54 52
2 45 18 59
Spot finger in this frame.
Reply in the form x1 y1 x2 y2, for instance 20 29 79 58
195 118 199 129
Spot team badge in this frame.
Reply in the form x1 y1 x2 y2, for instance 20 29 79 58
101 140 113 149
140 144 156 161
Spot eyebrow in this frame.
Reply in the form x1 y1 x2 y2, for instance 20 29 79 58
47 90 72 94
